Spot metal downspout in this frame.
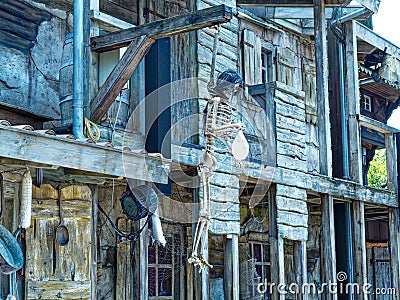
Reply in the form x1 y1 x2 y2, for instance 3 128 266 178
73 0 85 138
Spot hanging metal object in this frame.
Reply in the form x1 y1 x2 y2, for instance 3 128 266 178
0 174 24 274
120 185 158 221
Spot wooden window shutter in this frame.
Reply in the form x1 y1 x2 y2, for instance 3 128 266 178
243 29 262 86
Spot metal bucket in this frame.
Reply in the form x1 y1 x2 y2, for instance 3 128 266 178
59 32 74 127
101 91 130 129
0 226 24 274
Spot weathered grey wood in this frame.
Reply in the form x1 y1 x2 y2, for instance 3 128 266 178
345 20 363 184
237 0 351 6
386 133 398 192
139 217 148 300
278 237 285 300
249 6 368 19
314 0 332 177
352 200 367 300
243 29 262 85
91 9 134 31
277 224 308 241
321 194 337 300
91 5 232 52
90 36 155 122
89 185 98 299
232 234 239 300
0 125 169 184
276 197 308 214
269 185 279 300
202 233 209 300
388 207 400 300
354 22 400 60
224 235 233 300
277 210 308 227
172 144 398 207
294 241 308 300
359 115 400 134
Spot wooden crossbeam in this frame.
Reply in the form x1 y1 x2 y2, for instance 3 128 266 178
90 5 232 122
359 115 400 134
91 5 232 53
90 35 155 122
237 0 351 6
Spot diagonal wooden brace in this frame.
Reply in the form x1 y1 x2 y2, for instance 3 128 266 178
90 35 155 122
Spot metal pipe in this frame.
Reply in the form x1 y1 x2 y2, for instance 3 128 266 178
73 0 85 138
338 41 350 179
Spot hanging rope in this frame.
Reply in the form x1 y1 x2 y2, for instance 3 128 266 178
207 24 221 93
84 117 101 142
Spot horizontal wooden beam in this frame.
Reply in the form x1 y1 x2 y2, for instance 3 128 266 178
355 21 400 60
90 36 155 122
359 115 400 134
172 144 397 207
91 5 232 52
237 0 351 6
245 6 365 19
90 9 134 31
0 125 169 183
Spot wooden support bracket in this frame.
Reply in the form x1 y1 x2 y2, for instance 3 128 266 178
89 5 232 122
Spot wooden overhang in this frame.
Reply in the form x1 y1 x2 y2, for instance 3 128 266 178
89 5 233 122
236 0 380 13
237 0 352 6
356 22 400 102
172 143 397 207
0 125 169 184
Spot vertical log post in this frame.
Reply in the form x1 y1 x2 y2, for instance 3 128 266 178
139 217 149 300
345 20 363 184
321 194 337 300
352 201 367 300
385 133 398 192
90 185 98 299
269 185 281 300
389 207 400 300
313 0 332 177
294 241 308 300
223 234 239 300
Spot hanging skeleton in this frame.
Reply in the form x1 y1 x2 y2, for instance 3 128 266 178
188 69 249 271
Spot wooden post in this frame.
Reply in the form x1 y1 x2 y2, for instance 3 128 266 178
232 234 239 300
277 237 285 300
313 0 332 177
224 234 240 300
139 217 149 300
344 20 363 184
224 235 233 300
385 133 398 192
321 194 337 300
89 184 98 299
201 233 209 300
269 185 280 300
389 207 400 300
352 201 367 300
294 241 308 300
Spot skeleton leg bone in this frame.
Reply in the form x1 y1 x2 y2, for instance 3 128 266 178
188 153 215 271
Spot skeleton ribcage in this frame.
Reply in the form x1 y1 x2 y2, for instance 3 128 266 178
205 99 236 153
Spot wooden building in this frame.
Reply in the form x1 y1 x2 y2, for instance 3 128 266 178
0 0 399 299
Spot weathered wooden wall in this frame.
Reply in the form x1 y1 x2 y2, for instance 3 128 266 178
26 184 92 299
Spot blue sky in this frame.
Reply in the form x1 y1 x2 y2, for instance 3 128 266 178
371 0 400 128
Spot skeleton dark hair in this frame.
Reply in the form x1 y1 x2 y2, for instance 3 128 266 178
208 69 244 99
